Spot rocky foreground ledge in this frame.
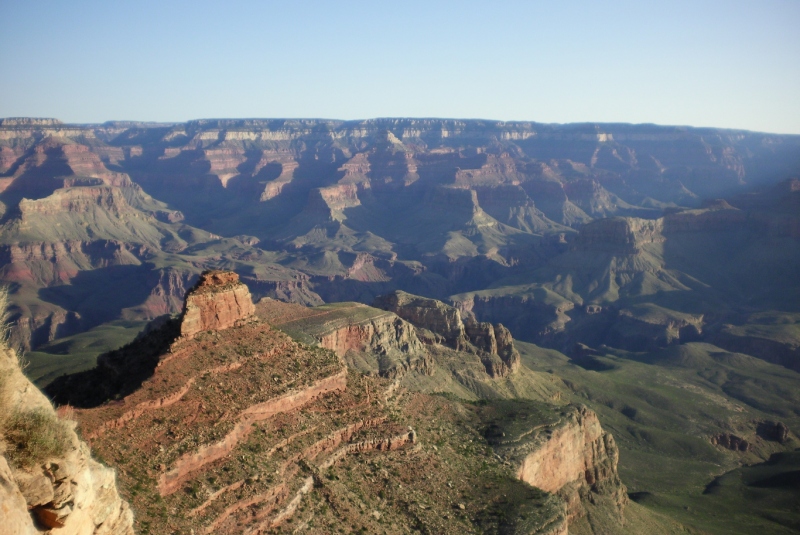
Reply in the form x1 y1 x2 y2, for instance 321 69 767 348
0 340 134 534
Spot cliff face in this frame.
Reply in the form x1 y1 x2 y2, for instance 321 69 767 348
317 315 429 379
373 290 520 377
574 217 665 254
179 270 256 338
374 290 469 348
485 402 627 528
36 271 628 534
516 407 626 516
0 342 133 534
259 299 430 379
2 118 799 361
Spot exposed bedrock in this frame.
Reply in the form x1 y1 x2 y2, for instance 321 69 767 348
373 290 520 377
374 290 468 348
709 327 800 373
242 274 324 307
488 403 627 526
158 370 348 496
258 299 431 380
179 270 256 338
473 184 562 233
43 269 251 407
574 216 664 254
711 433 751 452
0 240 150 287
605 306 704 352
0 342 134 534
316 312 430 379
452 292 574 345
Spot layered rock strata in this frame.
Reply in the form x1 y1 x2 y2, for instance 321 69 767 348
486 402 627 526
259 299 430 379
179 270 256 338
45 271 434 533
374 290 520 377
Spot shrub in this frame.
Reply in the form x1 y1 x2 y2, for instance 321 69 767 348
2 408 71 468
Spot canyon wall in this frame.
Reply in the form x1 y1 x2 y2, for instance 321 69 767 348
487 403 627 528
373 290 520 377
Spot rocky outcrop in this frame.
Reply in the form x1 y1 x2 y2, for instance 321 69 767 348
757 421 791 443
373 290 520 377
243 275 324 307
473 184 563 233
49 285 426 534
179 270 255 338
662 205 748 234
316 184 363 212
711 433 750 452
463 319 521 377
710 325 800 373
571 202 779 257
487 403 627 526
574 216 665 254
158 370 347 496
0 456 37 535
0 118 63 126
0 341 133 534
317 314 429 379
607 305 704 351
374 291 470 349
259 300 430 379
452 290 575 345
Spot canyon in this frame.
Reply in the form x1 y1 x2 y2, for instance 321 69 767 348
10 270 643 534
0 116 798 533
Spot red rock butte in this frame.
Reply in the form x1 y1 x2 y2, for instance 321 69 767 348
180 270 255 338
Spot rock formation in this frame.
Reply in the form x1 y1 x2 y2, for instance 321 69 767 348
574 216 665 254
37 269 584 534
179 270 256 338
757 421 791 443
2 117 800 363
485 402 627 527
711 433 751 452
710 323 800 373
0 336 133 534
373 290 520 377
259 299 430 379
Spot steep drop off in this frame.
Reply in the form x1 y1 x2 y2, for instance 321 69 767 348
0 324 133 534
35 271 668 534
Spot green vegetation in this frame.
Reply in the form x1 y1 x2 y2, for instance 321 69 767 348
519 341 800 534
2 408 70 468
25 319 148 386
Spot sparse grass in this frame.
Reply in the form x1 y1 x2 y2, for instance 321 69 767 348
2 408 71 468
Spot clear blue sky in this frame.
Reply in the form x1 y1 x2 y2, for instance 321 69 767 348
1 0 798 133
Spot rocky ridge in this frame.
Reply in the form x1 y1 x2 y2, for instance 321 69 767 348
2 118 800 363
259 299 430 379
483 401 628 529
39 272 641 533
373 290 521 378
